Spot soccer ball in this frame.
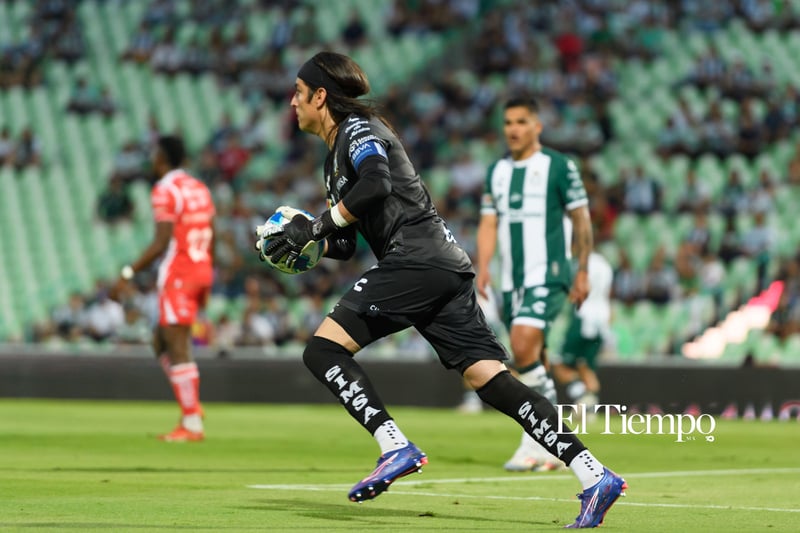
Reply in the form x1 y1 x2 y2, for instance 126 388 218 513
258 209 323 275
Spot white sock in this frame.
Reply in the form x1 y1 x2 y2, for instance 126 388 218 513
373 420 409 455
566 380 588 402
517 364 548 388
570 449 606 490
182 414 203 433
518 365 558 403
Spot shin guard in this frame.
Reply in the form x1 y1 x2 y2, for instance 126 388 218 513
303 336 391 434
477 370 586 465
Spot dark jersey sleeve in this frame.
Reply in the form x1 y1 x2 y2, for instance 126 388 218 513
339 117 392 218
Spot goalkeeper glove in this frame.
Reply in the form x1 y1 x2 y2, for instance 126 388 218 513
263 206 337 269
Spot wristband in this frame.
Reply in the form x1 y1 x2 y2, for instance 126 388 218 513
121 265 134 280
330 204 350 228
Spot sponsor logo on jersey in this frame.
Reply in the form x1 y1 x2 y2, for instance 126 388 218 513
344 117 369 133
336 175 349 194
350 138 388 169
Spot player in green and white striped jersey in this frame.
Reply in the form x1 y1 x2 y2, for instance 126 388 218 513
477 96 594 472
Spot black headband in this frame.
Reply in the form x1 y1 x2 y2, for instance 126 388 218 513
298 59 345 97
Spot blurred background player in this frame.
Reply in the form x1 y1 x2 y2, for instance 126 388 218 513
552 250 615 421
115 135 215 442
476 96 594 472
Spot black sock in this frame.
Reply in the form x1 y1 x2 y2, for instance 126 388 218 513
303 336 392 434
476 370 586 465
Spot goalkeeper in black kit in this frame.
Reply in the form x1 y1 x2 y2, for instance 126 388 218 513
254 51 626 528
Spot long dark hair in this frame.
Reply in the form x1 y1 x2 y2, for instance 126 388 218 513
302 52 399 142
303 52 375 123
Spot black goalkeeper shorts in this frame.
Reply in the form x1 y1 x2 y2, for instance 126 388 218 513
330 265 509 374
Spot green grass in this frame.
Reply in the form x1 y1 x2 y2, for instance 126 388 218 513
0 400 798 532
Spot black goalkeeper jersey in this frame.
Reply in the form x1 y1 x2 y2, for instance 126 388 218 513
324 114 473 274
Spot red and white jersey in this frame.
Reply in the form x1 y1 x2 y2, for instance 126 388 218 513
151 169 215 289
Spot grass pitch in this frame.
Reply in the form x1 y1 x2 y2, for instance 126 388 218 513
0 399 798 532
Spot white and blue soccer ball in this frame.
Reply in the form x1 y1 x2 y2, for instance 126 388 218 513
258 209 323 275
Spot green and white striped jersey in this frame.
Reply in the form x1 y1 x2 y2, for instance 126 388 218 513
481 147 588 292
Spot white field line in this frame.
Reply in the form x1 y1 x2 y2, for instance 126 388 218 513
247 467 800 514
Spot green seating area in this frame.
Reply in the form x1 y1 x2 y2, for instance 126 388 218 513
0 0 458 341
1 2 798 367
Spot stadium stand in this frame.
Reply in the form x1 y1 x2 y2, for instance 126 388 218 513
1 0 800 366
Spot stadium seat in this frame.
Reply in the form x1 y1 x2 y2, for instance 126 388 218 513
779 334 800 363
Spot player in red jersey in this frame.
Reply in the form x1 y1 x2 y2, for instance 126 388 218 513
116 135 215 442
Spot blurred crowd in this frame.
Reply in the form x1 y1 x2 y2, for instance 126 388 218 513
0 125 42 170
0 0 85 89
10 0 800 353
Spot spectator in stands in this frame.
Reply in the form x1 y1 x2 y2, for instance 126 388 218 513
97 176 134 224
675 241 700 298
779 84 799 127
554 18 584 73
685 208 712 253
698 243 726 316
97 86 117 118
239 303 275 347
240 108 267 154
12 127 41 170
748 169 775 214
241 52 292 106
686 45 726 89
141 112 161 151
736 99 764 160
446 148 485 206
699 100 736 158
722 54 758 102
718 214 743 265
741 0 783 32
150 28 183 76
52 292 87 339
195 145 224 187
622 165 662 215
788 142 800 185
52 15 85 65
181 36 210 76
220 24 254 84
217 133 251 183
0 49 19 88
766 257 800 339
122 21 157 64
214 313 240 357
115 303 151 345
84 282 125 342
342 9 367 49
644 246 678 305
66 76 100 115
611 249 644 306
740 210 773 291
143 0 178 26
763 97 789 143
208 113 237 153
268 6 293 52
656 117 686 158
675 168 712 213
113 141 148 183
0 126 14 167
718 168 749 217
